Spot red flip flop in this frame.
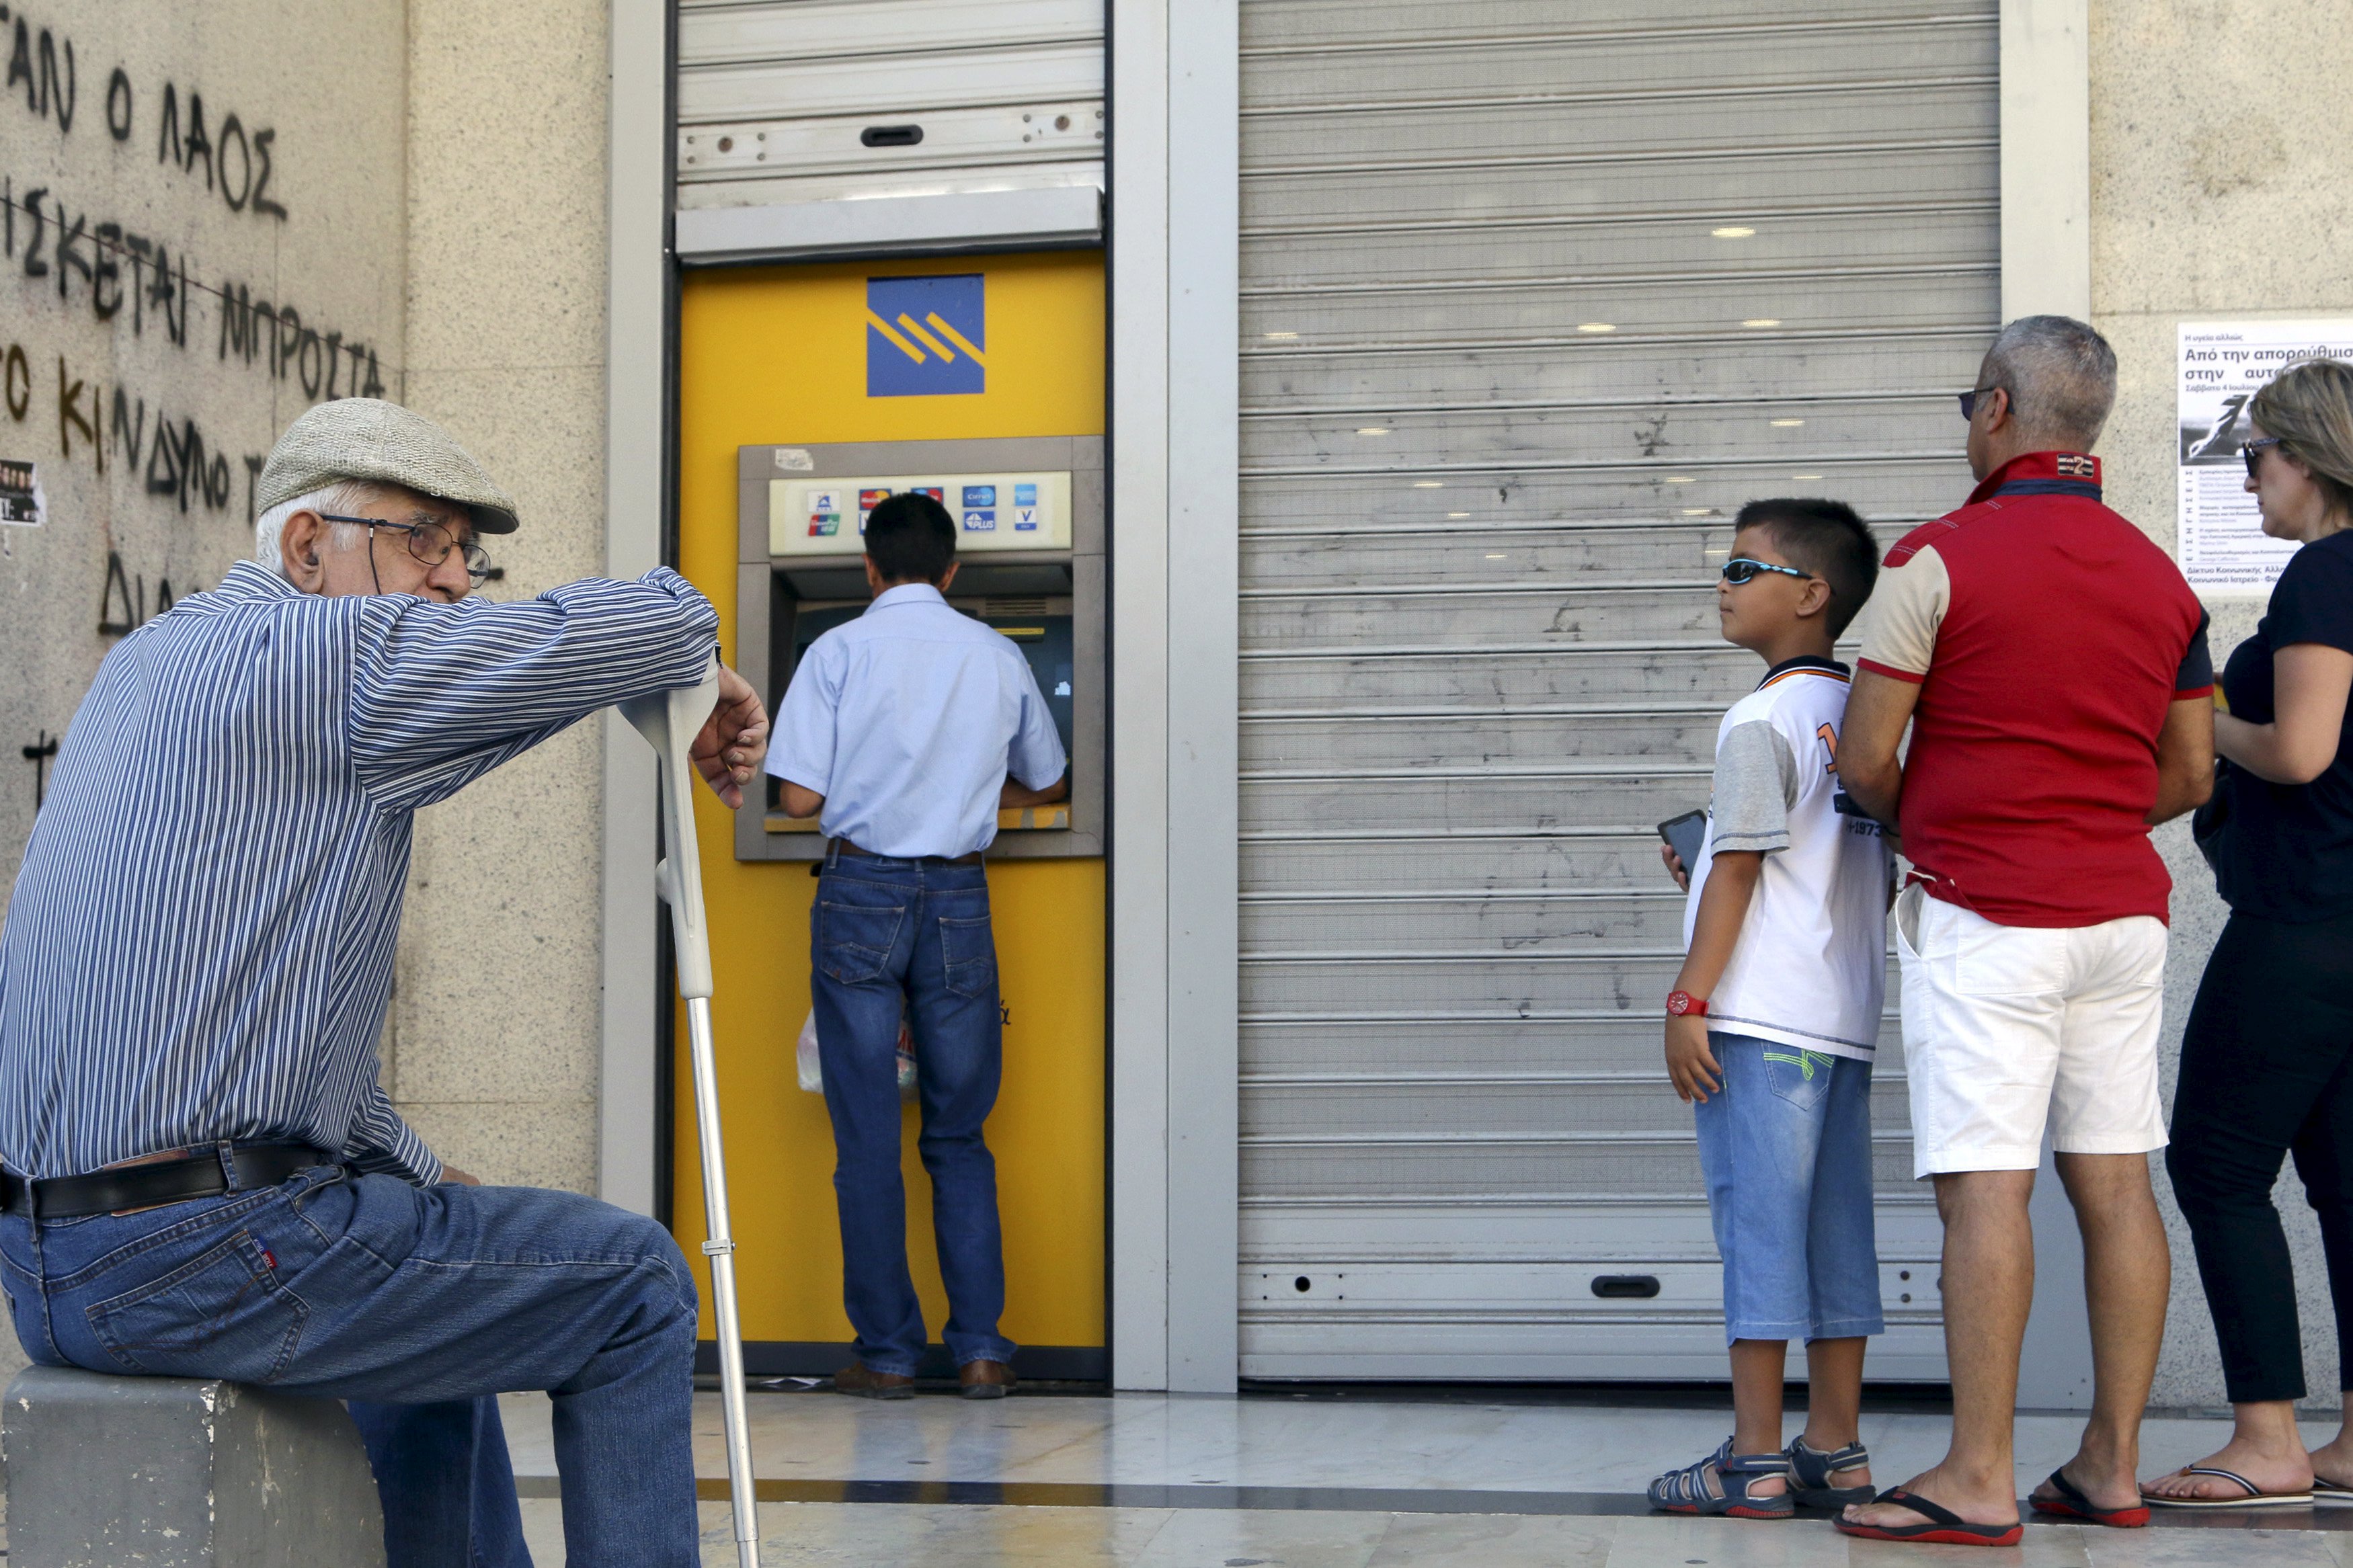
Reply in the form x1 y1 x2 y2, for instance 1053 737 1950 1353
1835 1486 2025 1547
2032 1467 2149 1528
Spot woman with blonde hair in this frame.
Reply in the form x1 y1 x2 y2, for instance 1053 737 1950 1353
2146 357 2353 1509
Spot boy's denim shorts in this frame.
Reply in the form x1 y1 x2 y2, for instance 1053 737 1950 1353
1692 1030 1885 1346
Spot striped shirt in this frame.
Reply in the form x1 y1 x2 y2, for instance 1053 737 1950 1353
0 560 719 1184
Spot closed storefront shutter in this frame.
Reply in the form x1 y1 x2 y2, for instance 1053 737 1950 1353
675 0 1104 257
1236 1 1997 1378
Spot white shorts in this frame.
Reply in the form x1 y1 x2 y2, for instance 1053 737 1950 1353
1895 884 2168 1178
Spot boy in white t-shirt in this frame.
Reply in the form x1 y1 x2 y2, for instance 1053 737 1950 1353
1646 499 1895 1520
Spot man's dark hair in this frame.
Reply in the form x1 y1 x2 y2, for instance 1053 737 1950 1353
863 491 957 584
1731 497 1881 638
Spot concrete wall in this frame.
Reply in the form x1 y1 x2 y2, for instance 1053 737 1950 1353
0 0 410 1387
387 0 614 1193
2092 0 2353 1411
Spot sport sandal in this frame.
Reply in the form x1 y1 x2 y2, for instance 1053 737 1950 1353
1784 1436 1874 1510
1647 1437 1794 1519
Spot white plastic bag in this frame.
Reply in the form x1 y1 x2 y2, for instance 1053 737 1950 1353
797 1007 917 1099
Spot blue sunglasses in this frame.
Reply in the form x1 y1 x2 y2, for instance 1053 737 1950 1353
1720 557 1813 585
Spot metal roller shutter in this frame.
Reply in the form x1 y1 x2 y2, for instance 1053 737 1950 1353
1236 1 1997 1379
675 0 1104 255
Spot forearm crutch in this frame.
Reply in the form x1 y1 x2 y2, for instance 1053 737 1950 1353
624 655 760 1567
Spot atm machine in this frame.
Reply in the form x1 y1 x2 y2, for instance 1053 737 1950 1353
727 435 1104 862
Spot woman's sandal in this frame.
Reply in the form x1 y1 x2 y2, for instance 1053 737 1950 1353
2030 1467 2149 1528
1833 1486 2024 1546
2140 1466 2313 1510
2315 1475 2353 1508
1784 1436 1874 1510
1646 1438 1795 1520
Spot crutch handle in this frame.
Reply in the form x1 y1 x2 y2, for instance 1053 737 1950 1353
621 655 722 997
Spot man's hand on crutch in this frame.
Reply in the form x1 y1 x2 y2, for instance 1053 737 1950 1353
690 666 770 808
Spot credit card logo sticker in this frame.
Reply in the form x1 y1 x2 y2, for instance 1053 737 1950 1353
809 513 840 538
1014 482 1037 507
866 275 986 397
963 509 996 532
963 485 996 507
1014 507 1038 530
810 491 839 513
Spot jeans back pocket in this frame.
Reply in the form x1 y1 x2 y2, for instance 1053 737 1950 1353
817 888 908 985
87 1229 308 1382
939 913 998 999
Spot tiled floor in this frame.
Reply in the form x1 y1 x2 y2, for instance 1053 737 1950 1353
499 1389 2352 1566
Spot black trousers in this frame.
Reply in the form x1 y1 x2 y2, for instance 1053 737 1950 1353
2168 909 2353 1404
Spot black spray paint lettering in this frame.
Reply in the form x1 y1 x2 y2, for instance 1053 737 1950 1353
20 730 58 811
104 64 126 140
156 81 284 221
44 352 245 518
143 413 233 513
9 184 184 344
53 353 89 459
216 290 382 400
3 342 28 421
4 13 73 133
99 550 198 638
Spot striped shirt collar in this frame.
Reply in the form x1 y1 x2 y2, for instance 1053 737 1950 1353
1755 655 1850 690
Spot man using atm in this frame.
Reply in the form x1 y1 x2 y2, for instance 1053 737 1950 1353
768 491 1069 1399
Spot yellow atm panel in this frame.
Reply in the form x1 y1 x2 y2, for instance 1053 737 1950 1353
673 254 1106 1375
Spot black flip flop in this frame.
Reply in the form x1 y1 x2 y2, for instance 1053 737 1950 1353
1834 1485 2024 1547
2030 1467 2149 1528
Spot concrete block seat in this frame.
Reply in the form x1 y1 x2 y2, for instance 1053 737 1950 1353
1 1365 386 1567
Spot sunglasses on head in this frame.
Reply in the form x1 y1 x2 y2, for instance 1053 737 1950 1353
2242 436 2283 477
1720 556 1812 586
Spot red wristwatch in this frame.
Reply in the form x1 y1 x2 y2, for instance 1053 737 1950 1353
1666 989 1708 1018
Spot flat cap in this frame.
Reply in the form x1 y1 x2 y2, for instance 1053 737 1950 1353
257 398 519 535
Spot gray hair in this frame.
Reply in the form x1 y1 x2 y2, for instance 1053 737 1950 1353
253 479 381 576
1979 315 2118 449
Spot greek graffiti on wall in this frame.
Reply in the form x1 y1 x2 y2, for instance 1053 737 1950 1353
0 0 407 870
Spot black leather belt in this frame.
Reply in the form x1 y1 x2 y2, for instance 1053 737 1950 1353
0 1143 332 1221
832 840 982 866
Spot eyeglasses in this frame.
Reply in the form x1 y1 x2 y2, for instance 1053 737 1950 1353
1721 556 1813 586
2241 436 2283 478
319 514 493 586
1958 386 2003 421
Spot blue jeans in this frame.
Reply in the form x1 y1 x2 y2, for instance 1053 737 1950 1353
1692 1032 1885 1346
0 1159 701 1567
810 848 1014 1374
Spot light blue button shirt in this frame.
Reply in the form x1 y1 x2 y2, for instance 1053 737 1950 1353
769 584 1068 859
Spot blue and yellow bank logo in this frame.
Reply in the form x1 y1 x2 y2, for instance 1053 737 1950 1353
866 275 986 397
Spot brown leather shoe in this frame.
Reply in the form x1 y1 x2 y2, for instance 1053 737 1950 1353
959 1359 1016 1399
834 1362 915 1399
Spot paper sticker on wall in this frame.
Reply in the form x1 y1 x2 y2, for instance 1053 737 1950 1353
867 276 986 397
0 460 45 527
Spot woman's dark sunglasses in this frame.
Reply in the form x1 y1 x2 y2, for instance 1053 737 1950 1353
2242 436 2282 478
1720 556 1813 586
319 514 493 585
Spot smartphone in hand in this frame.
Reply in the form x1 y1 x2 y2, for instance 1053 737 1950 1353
1657 809 1707 887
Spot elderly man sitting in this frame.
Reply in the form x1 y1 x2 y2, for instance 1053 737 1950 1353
0 399 766 1567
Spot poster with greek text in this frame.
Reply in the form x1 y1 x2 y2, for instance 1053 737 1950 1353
2178 320 2353 594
